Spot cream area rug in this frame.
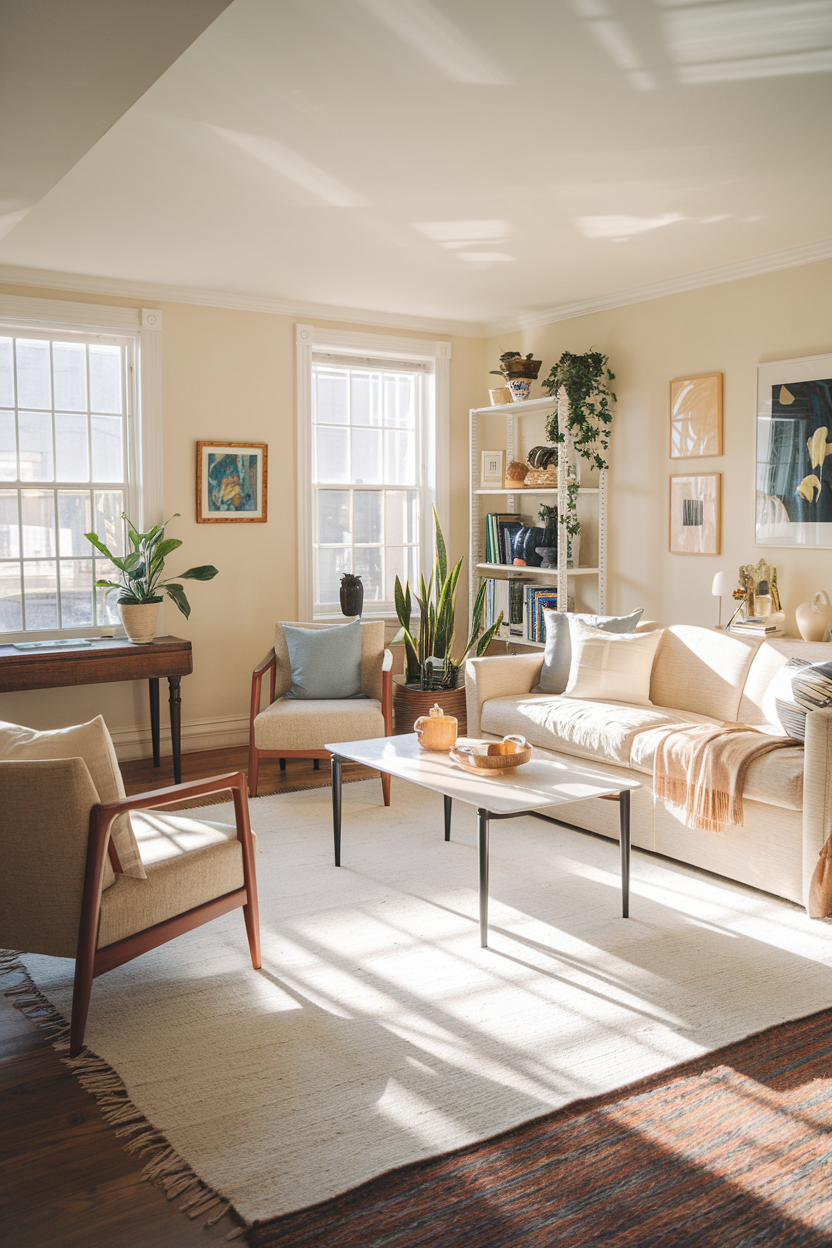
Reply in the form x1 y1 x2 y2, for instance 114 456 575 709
14 779 832 1226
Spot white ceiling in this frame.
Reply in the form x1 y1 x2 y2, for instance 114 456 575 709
2 0 831 334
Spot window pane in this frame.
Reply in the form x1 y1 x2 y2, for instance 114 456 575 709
315 369 349 425
53 342 87 411
23 560 58 629
18 411 54 481
354 491 382 544
315 426 349 484
16 340 51 409
0 411 15 482
0 490 20 557
354 547 382 602
385 490 418 544
385 545 407 602
94 558 121 625
58 491 92 557
56 412 89 481
352 428 381 484
94 491 124 556
0 562 22 630
318 490 351 544
0 339 13 407
317 547 350 605
91 415 123 482
60 559 94 626
350 372 381 427
385 430 416 485
21 490 56 557
384 373 415 428
89 345 122 414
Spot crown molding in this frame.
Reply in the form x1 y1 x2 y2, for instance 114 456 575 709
0 263 485 339
484 238 832 335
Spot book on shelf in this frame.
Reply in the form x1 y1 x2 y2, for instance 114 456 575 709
482 577 572 643
729 612 786 636
484 512 522 565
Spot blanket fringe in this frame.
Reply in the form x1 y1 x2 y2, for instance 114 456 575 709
1 949 245 1237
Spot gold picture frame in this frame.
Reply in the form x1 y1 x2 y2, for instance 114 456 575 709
197 441 268 522
669 472 722 555
670 373 723 458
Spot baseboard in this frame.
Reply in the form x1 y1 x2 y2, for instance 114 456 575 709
109 713 250 761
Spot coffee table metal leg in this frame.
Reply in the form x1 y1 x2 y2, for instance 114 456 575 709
478 808 490 948
619 789 631 918
444 795 452 842
332 755 343 867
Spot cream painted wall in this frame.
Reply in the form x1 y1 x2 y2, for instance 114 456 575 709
0 282 486 753
486 258 832 634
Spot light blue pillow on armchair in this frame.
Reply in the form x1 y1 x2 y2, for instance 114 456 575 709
283 620 364 700
533 609 644 695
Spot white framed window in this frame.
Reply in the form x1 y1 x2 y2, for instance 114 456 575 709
0 297 162 641
297 326 451 620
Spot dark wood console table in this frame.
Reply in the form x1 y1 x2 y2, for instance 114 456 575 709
0 636 193 783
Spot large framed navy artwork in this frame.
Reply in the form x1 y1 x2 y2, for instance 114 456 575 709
756 354 832 547
197 441 268 522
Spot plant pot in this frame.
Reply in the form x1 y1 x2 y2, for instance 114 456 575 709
567 532 581 569
339 573 364 617
489 388 512 405
508 377 533 402
394 681 467 737
119 601 160 645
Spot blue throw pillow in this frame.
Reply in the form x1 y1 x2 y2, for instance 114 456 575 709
283 620 364 700
532 609 644 695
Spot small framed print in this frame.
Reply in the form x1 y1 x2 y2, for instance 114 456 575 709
197 442 267 522
481 450 506 490
669 472 721 554
670 373 723 458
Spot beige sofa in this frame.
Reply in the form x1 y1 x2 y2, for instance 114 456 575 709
465 625 832 910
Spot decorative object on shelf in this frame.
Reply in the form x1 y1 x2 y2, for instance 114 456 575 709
524 465 558 488
489 387 512 405
85 513 219 644
711 570 735 628
450 735 531 774
795 591 832 641
527 445 557 468
756 353 832 547
339 573 364 617
413 703 458 752
520 526 545 566
725 559 782 630
505 460 529 487
196 441 267 522
670 373 723 458
490 351 543 403
481 449 506 489
669 473 722 555
536 545 558 569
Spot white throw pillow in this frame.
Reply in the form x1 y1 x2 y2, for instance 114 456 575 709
564 618 664 706
0 716 146 884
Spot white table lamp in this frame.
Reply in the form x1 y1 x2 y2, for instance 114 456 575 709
712 571 735 629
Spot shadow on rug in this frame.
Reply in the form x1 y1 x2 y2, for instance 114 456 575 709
247 1006 832 1248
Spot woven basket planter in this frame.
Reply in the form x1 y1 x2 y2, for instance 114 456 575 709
393 682 467 737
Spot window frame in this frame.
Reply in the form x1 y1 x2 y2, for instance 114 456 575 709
0 295 162 643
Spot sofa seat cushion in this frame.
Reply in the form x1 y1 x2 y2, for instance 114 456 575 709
480 694 687 766
254 697 384 751
98 813 255 947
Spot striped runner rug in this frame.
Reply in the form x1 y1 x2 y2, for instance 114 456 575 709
246 1006 832 1248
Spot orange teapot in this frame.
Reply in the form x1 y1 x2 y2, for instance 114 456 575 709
414 703 458 752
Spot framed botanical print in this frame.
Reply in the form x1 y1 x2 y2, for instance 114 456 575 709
480 450 506 490
197 442 268 522
670 373 722 458
669 472 721 554
755 353 832 547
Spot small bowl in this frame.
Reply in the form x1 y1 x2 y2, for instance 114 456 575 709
450 735 532 772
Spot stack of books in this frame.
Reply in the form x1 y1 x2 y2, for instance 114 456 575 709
484 513 523 565
482 578 572 642
729 612 785 637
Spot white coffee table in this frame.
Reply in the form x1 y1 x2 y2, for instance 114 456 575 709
325 733 641 947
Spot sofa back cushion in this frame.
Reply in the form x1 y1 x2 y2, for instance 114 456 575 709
533 608 644 695
738 638 832 728
649 626 760 721
564 618 663 706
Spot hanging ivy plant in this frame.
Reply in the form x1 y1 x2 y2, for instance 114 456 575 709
540 350 617 471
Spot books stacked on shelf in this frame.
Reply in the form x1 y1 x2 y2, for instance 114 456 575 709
524 584 559 643
729 611 785 637
485 512 523 565
482 579 572 643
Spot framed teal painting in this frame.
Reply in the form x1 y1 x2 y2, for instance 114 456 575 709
197 441 268 522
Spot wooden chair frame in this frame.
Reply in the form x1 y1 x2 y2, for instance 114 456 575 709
71 770 260 1057
248 648 393 803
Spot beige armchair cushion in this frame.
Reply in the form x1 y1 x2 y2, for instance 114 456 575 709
254 698 385 751
0 716 145 884
273 620 385 702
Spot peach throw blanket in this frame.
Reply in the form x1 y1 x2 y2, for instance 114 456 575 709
653 723 800 835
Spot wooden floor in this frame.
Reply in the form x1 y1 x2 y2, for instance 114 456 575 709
0 748 373 1248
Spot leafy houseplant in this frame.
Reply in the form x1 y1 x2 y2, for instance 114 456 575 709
540 349 616 536
394 509 503 691
85 513 218 643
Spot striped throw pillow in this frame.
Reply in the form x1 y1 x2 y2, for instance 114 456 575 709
775 658 832 740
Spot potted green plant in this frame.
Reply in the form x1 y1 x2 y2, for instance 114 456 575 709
392 509 503 731
85 513 219 644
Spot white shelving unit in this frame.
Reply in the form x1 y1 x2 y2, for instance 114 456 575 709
469 392 608 645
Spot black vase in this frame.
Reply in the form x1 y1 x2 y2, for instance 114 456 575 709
340 573 364 617
521 527 545 566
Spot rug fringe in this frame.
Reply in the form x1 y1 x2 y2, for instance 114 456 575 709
1 949 245 1235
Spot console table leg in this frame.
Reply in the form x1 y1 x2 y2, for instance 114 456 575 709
332 756 343 867
168 675 182 785
149 678 161 768
619 789 631 919
478 808 490 948
444 794 452 842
